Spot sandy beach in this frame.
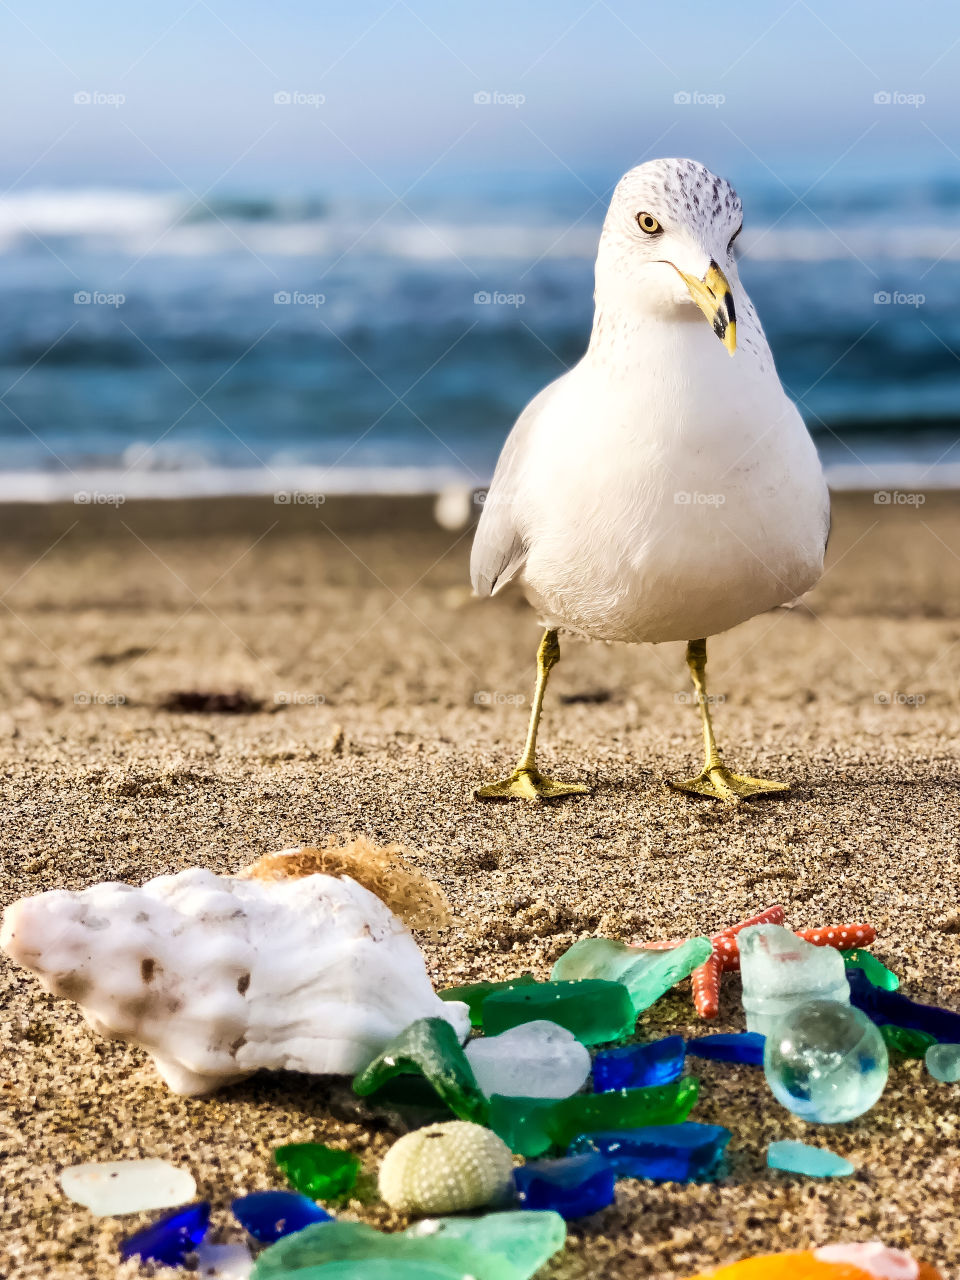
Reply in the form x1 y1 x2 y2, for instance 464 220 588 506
2 489 959 1279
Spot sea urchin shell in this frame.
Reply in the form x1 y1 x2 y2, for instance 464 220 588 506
378 1121 514 1216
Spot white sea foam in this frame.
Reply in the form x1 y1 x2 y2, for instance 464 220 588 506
0 464 477 503
2 456 959 504
2 188 960 262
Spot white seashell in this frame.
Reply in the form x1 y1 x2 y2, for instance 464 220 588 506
1 866 469 1096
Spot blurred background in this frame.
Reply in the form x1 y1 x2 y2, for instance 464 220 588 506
2 0 960 500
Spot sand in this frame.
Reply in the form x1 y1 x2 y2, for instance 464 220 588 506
1 490 959 1279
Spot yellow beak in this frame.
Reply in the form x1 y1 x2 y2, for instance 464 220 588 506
677 259 737 355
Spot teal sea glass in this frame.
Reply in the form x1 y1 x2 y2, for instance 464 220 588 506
551 936 712 1013
251 1212 566 1280
925 1042 960 1082
767 1139 854 1177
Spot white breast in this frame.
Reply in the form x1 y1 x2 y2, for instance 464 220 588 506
517 319 829 644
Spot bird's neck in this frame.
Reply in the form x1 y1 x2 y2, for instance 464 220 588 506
585 302 698 370
585 295 769 378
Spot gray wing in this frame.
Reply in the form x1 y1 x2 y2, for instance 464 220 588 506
471 379 562 597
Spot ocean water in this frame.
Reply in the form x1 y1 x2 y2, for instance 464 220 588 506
1 168 959 501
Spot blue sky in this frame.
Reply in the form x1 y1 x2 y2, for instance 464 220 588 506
2 0 959 192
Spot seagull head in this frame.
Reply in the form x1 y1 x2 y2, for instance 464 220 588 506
595 158 743 355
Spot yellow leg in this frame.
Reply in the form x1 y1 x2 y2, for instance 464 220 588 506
668 638 789 804
475 629 591 801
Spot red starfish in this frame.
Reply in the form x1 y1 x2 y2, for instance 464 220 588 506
636 904 877 1019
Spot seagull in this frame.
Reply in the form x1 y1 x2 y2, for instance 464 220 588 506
470 158 830 804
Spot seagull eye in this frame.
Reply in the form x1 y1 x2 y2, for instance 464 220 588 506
728 224 742 253
636 212 661 235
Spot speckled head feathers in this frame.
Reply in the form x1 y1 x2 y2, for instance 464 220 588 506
604 157 747 252
605 158 742 246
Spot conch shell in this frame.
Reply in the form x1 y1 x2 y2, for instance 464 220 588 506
1 846 468 1096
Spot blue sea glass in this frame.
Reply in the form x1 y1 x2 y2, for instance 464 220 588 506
513 1152 615 1219
763 999 889 1123
686 1032 765 1066
569 1122 730 1181
119 1202 210 1265
848 968 960 1041
232 1190 333 1243
767 1139 854 1177
593 1037 685 1091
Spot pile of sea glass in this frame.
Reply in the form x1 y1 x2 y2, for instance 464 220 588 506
64 914 960 1278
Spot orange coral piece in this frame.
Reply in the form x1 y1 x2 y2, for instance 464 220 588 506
685 1255 941 1280
684 1253 891 1280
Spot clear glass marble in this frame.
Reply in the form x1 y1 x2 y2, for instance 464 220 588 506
763 999 888 1123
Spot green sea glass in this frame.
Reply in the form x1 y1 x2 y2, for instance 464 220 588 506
489 1078 700 1156
363 1074 454 1118
486 1095 556 1157
551 936 713 1013
841 949 900 991
251 1212 566 1280
879 1023 936 1059
352 1018 488 1125
482 979 635 1045
439 974 537 1028
273 1143 360 1201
